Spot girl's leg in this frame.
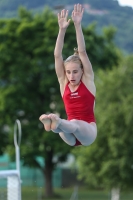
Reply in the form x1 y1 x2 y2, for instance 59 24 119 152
52 127 62 133
39 114 77 133
39 115 77 146
51 127 76 146
49 114 78 133
40 114 97 146
59 132 76 146
71 120 97 146
49 114 97 146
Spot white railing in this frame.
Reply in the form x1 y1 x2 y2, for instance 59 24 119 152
0 119 22 200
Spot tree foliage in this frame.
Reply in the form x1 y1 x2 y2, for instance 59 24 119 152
0 0 133 53
0 7 120 197
73 55 133 190
0 7 71 197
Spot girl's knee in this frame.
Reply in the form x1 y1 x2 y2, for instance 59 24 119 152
82 132 97 146
59 132 76 146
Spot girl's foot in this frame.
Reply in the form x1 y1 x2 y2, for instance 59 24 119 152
48 114 61 130
39 114 51 131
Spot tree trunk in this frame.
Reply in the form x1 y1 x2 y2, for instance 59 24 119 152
43 146 54 197
44 166 53 197
111 188 120 200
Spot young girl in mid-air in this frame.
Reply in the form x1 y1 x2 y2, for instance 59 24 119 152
39 4 97 146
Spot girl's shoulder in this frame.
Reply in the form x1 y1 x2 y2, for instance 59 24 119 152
81 76 96 97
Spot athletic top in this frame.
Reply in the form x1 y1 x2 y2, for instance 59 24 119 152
62 81 96 123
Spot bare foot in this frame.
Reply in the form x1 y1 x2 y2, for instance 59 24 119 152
48 114 61 130
39 114 51 131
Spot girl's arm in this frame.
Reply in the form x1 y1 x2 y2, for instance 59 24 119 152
54 9 71 83
72 4 94 80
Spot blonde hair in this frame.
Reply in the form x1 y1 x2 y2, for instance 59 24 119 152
64 48 83 68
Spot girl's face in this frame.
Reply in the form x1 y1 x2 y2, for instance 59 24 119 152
65 62 83 86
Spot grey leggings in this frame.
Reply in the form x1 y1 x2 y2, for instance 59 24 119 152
52 119 97 146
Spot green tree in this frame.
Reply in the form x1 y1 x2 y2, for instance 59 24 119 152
73 55 133 199
0 7 120 197
0 7 71 197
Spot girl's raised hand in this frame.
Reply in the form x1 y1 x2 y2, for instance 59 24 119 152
72 4 84 25
58 9 71 29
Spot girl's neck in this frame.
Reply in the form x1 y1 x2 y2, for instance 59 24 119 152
68 81 81 92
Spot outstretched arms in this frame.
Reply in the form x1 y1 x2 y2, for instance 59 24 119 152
72 4 94 80
54 10 71 83
54 4 94 86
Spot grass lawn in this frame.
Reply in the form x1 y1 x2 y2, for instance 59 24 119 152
22 186 133 200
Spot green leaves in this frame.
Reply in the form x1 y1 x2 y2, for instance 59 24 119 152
0 6 124 195
0 8 69 164
73 56 133 190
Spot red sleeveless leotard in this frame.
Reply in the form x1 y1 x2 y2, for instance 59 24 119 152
62 81 96 146
62 81 96 123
